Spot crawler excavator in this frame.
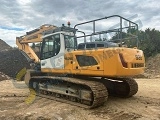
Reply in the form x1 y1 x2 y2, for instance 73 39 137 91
16 15 145 108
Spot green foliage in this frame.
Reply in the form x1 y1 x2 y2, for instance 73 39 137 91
139 28 160 58
111 28 138 47
112 28 160 58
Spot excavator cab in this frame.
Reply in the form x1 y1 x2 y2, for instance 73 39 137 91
40 25 77 69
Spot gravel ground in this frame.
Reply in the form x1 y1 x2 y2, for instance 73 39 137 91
0 79 160 120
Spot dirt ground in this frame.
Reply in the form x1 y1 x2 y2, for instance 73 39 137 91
0 79 160 120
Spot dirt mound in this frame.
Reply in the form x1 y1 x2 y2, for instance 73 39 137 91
145 54 160 78
0 39 30 79
0 49 30 79
0 39 11 51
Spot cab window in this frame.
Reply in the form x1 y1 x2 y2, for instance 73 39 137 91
64 35 75 49
41 34 60 60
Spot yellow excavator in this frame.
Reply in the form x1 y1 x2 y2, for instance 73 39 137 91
16 15 145 108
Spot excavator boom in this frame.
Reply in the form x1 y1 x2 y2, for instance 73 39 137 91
16 24 57 62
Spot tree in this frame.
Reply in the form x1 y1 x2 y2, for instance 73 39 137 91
139 28 160 58
112 28 160 59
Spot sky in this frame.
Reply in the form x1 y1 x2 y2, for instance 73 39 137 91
0 0 160 46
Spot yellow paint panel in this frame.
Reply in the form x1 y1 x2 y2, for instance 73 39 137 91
41 47 145 77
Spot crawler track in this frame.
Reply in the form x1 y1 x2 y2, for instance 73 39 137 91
27 76 137 108
100 77 138 97
29 76 108 108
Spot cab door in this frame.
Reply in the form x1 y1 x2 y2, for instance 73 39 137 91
40 33 65 69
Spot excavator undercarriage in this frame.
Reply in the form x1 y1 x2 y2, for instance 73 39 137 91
28 75 138 108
